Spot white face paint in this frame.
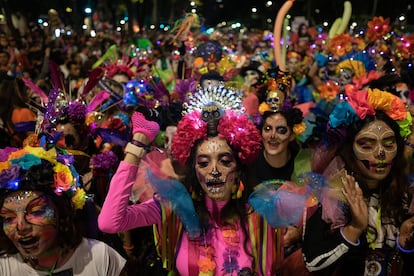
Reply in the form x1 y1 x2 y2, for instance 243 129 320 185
353 120 397 185
195 137 237 201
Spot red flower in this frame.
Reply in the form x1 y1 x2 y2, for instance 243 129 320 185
366 16 391 43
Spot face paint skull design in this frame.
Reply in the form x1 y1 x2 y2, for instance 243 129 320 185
353 120 397 186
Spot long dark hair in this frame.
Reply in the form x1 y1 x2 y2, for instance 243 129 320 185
338 110 408 224
182 138 253 256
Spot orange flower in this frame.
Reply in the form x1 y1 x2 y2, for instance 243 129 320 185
366 16 391 43
54 171 72 193
317 81 340 101
197 257 216 272
328 34 353 57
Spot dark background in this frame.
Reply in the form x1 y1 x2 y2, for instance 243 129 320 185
1 0 413 33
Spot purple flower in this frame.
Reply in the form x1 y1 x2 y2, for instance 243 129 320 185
0 164 21 189
0 147 19 162
91 151 118 170
56 154 75 166
68 102 87 122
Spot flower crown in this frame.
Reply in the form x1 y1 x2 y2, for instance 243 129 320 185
0 146 86 209
171 85 261 165
258 72 306 136
329 86 412 138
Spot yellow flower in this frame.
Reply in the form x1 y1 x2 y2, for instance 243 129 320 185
293 122 306 135
258 102 271 115
0 161 10 172
72 188 86 210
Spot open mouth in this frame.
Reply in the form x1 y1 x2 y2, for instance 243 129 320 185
205 179 226 193
18 236 40 250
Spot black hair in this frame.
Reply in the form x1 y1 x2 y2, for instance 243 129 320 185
182 138 253 258
338 110 408 224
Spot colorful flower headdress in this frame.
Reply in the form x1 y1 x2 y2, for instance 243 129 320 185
329 86 412 139
258 69 306 136
0 146 86 209
172 84 261 165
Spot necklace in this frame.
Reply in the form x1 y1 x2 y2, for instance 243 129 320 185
24 247 63 275
197 225 241 275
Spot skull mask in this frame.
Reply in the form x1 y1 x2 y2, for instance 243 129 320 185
202 103 224 136
266 89 285 112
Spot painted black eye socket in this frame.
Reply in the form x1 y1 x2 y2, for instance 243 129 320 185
213 110 221 118
276 126 288 134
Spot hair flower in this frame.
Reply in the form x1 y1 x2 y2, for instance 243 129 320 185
398 112 412 139
346 88 374 119
91 150 119 170
10 154 42 170
293 122 307 136
54 171 73 193
71 187 87 209
366 16 391 43
329 101 359 128
0 164 21 189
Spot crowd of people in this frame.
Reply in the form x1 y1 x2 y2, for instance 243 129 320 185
0 2 414 275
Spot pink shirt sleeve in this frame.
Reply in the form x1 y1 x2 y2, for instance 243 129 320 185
98 161 161 233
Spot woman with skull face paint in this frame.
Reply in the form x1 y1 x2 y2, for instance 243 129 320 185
301 88 414 275
98 84 297 275
0 146 127 275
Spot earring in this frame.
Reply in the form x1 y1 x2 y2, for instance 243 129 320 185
232 181 244 199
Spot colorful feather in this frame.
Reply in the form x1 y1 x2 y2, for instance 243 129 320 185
146 168 201 238
21 78 49 104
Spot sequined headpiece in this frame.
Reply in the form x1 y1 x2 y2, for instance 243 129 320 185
172 84 261 165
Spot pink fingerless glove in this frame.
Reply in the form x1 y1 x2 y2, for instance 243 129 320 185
131 112 160 142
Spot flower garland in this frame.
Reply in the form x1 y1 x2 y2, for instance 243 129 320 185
329 87 412 138
197 226 240 275
0 146 86 209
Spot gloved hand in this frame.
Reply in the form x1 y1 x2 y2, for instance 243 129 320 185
131 112 160 142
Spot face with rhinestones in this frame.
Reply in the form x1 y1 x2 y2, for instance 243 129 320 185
353 120 397 183
195 137 238 201
0 191 59 259
262 113 295 157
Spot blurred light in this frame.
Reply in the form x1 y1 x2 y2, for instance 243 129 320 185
323 21 328 27
191 8 196 13
66 31 72 36
190 1 196 6
124 16 129 21
38 18 44 24
315 9 320 14
55 29 61 37
399 15 406 21
84 8 92 14
266 1 273 7
116 27 121 32
286 25 291 31
252 7 257 13
66 7 72 13
90 30 96 37
150 24 155 29
120 20 126 25
160 24 165 28
43 22 49 27
82 24 87 30
267 18 272 23
206 27 214 34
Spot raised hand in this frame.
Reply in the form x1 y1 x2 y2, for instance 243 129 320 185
399 216 414 250
131 112 160 143
341 173 368 242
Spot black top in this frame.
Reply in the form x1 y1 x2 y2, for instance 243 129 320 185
245 145 298 192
